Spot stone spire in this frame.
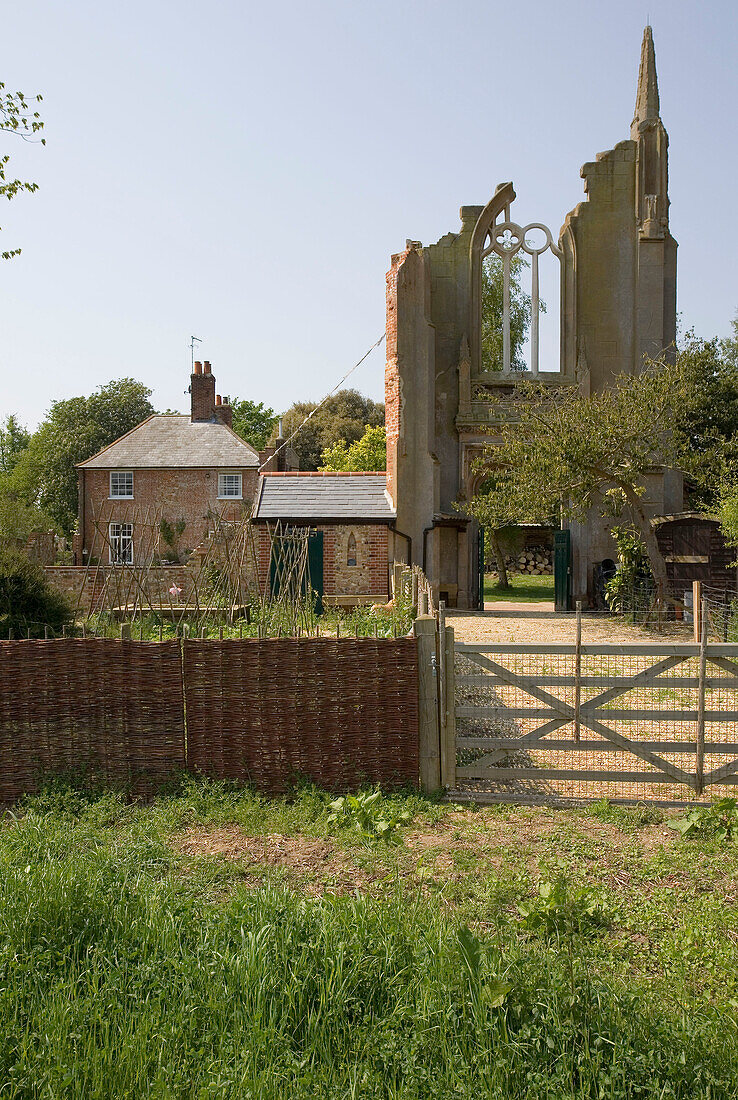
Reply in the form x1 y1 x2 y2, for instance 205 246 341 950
631 25 660 138
629 25 669 238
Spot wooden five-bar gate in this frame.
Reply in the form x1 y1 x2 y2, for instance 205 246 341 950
435 630 738 806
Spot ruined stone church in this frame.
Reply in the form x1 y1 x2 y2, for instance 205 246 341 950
385 26 680 608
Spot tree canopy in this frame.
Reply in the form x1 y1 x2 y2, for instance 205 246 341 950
678 327 738 510
280 390 384 471
0 415 30 474
481 254 543 373
9 379 155 535
225 397 276 452
467 363 690 588
319 425 386 472
1 83 45 260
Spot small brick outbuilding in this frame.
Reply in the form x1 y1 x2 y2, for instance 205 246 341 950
252 472 396 606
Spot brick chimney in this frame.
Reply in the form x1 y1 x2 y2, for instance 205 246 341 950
190 360 216 422
214 393 233 429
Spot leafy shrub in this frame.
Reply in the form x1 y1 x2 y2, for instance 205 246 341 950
518 876 611 938
605 525 654 615
327 789 412 844
669 797 738 842
0 547 73 637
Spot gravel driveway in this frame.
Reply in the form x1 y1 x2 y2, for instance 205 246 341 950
447 607 694 646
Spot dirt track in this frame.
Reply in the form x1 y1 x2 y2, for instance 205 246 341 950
448 608 694 646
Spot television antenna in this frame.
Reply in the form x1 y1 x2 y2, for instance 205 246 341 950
189 335 202 370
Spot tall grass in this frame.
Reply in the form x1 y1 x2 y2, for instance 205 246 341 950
0 792 734 1097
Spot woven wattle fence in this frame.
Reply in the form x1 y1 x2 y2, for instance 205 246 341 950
184 639 419 792
0 640 185 802
0 637 420 801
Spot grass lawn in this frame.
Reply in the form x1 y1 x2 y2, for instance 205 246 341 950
3 778 737 1097
485 571 555 602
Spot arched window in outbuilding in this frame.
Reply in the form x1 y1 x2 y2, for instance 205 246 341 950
347 532 357 567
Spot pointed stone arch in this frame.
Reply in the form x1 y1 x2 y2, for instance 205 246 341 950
468 182 516 377
346 531 357 567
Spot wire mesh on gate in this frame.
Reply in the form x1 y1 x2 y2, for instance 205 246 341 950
703 584 738 643
454 643 738 806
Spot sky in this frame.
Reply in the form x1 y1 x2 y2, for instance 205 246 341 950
1 0 736 429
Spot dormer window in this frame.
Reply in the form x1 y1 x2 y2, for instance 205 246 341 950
110 471 133 498
218 472 242 499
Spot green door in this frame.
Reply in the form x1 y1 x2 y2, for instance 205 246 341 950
269 529 324 615
307 530 324 616
554 529 571 612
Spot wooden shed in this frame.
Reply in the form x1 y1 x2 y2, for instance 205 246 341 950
653 513 737 594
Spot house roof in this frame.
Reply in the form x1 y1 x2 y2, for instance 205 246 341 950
253 473 396 523
77 415 260 469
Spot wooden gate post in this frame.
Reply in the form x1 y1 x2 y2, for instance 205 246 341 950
696 597 708 795
392 562 404 601
693 580 702 645
441 624 456 790
414 616 440 793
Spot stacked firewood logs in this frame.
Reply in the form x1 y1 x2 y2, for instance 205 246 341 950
504 545 553 575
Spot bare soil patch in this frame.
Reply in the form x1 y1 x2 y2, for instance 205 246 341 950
171 826 382 895
169 810 688 902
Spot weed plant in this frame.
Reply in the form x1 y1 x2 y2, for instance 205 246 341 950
669 796 738 842
79 594 414 641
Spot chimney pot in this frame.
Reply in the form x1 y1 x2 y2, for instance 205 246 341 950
193 361 202 375
215 394 222 406
203 361 211 374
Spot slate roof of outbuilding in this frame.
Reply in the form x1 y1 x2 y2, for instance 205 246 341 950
253 473 395 522
77 415 260 469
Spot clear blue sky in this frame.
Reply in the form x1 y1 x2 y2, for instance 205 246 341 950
2 0 736 429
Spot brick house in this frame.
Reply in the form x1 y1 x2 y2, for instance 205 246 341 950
252 473 396 606
73 360 397 608
76 362 259 566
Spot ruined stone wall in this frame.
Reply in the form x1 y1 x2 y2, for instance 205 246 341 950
384 246 436 564
561 141 639 390
384 250 405 510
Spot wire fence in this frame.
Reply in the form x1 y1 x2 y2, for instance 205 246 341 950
702 584 738 643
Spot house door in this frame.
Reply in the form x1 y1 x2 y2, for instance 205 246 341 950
554 529 571 612
307 530 324 615
477 526 486 610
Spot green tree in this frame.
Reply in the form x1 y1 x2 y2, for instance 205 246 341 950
1 82 45 260
280 389 384 471
0 415 30 473
481 254 544 373
319 424 386 471
677 330 738 510
0 547 72 637
722 312 738 364
0 489 54 546
12 379 155 535
468 364 693 591
225 397 276 451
